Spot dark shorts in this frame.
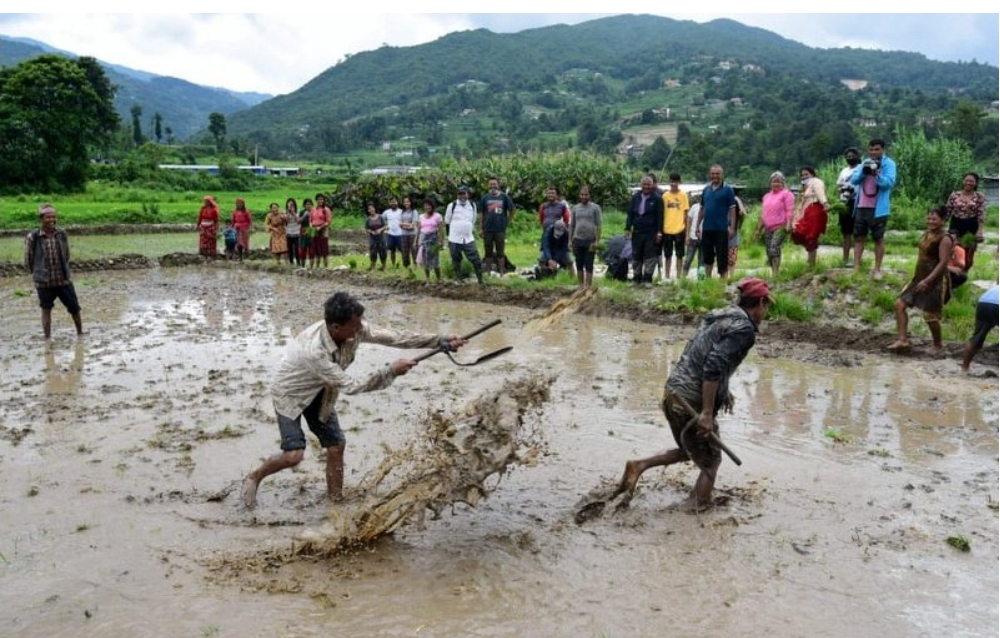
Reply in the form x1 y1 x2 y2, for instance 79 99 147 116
573 239 596 272
37 283 81 314
662 388 720 469
838 200 855 236
386 234 403 251
853 207 887 241
969 301 999 348
661 232 685 260
701 229 729 275
277 391 346 451
482 231 507 261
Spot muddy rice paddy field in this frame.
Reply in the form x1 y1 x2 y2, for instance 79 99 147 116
1 265 997 638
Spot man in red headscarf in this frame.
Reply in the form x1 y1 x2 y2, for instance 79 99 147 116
617 277 774 509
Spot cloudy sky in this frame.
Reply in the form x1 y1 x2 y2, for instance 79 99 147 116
1 10 997 95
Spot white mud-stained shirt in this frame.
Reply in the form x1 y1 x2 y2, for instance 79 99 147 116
270 320 442 421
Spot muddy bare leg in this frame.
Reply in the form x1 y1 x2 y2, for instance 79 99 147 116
853 238 865 270
242 449 304 509
892 298 910 345
41 308 53 339
874 239 885 275
693 457 721 506
617 448 687 495
71 311 82 335
926 319 943 350
325 444 345 502
962 341 979 371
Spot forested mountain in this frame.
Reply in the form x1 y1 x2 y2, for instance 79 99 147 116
0 36 271 140
219 14 997 178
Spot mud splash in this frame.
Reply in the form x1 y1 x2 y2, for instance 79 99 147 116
207 375 551 588
298 374 551 554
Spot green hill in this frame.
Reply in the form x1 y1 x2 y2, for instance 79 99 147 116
0 36 271 140
221 14 997 176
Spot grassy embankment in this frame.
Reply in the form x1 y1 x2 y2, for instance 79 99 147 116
2 189 997 344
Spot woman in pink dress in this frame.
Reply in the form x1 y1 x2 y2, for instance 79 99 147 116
310 193 332 268
231 198 253 261
417 198 445 282
754 172 795 277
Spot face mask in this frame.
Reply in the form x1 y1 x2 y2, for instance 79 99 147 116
801 178 810 186
847 157 861 167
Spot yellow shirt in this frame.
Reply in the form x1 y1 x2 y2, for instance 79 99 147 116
661 190 690 235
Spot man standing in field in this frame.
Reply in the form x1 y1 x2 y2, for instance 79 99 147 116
624 175 664 284
241 291 466 509
24 203 83 339
616 277 773 509
661 172 690 281
697 165 737 279
445 185 485 284
480 177 517 275
835 147 861 265
849 138 897 279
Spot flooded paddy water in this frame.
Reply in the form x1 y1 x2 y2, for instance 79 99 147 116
1 267 997 638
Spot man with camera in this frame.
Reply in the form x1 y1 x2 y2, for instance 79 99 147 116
848 138 897 279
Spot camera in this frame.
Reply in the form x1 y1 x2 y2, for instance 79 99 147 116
862 158 880 175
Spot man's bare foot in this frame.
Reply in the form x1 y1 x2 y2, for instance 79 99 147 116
886 340 910 352
616 460 642 496
241 475 259 509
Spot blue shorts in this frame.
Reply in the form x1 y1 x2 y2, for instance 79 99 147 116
386 234 403 251
37 283 81 314
277 391 346 451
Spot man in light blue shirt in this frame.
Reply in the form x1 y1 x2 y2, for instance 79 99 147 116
849 138 897 279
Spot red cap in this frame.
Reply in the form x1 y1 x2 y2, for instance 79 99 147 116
738 277 775 303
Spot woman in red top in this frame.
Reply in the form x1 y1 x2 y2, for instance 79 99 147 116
946 172 987 272
310 193 332 268
231 198 253 261
196 195 220 260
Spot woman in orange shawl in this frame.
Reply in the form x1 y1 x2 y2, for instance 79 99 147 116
197 195 220 260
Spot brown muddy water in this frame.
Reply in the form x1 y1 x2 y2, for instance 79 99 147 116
1 267 997 638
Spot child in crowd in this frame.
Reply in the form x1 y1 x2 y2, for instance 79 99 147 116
223 220 238 260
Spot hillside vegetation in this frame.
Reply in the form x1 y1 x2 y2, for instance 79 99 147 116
221 14 998 183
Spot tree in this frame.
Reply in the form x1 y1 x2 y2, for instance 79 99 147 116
0 54 119 192
130 104 144 147
643 135 672 171
208 112 227 151
946 100 985 147
153 113 163 144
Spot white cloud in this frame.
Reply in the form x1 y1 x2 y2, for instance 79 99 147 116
1 12 997 94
